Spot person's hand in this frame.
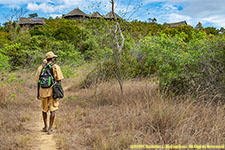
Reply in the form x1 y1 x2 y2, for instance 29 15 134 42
37 94 40 100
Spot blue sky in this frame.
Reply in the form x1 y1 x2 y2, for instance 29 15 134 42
0 0 224 28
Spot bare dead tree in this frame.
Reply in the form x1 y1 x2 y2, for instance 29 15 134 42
110 0 125 95
85 0 145 96
3 8 28 22
2 8 28 40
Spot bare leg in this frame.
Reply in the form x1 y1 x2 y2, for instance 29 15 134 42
42 111 48 132
48 111 55 134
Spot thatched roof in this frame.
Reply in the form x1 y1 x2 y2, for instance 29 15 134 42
64 8 89 17
90 12 103 18
18 17 46 25
105 11 121 19
168 21 187 27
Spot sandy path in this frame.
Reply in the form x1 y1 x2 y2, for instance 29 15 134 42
22 77 73 149
25 85 72 150
25 109 57 150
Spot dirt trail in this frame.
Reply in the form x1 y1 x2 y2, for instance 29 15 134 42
25 108 57 150
25 85 72 150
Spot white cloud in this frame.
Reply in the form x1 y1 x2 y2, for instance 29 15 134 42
162 3 178 11
27 2 71 13
26 0 136 17
0 0 28 5
167 13 191 23
201 15 225 28
142 0 225 27
26 0 110 14
27 3 55 13
49 14 62 18
0 0 53 5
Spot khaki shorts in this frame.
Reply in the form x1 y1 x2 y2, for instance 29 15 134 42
41 96 59 112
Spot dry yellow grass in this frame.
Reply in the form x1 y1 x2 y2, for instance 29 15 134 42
0 71 38 149
56 80 225 149
1 68 224 150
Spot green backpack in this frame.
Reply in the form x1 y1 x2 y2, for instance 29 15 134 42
39 63 55 88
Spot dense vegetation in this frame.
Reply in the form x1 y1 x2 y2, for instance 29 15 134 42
0 18 224 100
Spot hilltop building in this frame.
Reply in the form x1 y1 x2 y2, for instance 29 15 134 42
104 11 121 20
63 8 121 20
63 8 89 20
17 8 122 29
167 21 187 27
17 17 46 29
89 12 103 19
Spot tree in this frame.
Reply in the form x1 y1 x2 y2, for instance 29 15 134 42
29 13 38 18
2 8 27 40
110 0 125 95
148 17 157 23
219 27 225 34
204 27 219 35
195 22 203 31
53 24 84 47
2 8 27 22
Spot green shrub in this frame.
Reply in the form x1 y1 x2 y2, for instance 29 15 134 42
139 32 225 99
0 51 10 74
0 43 23 68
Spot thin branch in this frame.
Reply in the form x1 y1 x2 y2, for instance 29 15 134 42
114 23 119 50
122 0 131 18
2 7 28 22
117 22 125 53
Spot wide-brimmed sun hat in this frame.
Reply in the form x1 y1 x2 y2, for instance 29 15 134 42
46 51 57 59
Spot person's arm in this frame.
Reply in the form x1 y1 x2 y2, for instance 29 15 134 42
55 65 64 82
37 83 40 100
35 66 42 100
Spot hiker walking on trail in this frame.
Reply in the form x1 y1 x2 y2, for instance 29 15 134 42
34 51 64 135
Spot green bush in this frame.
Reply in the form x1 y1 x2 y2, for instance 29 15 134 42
0 43 24 68
139 32 225 99
0 51 10 73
